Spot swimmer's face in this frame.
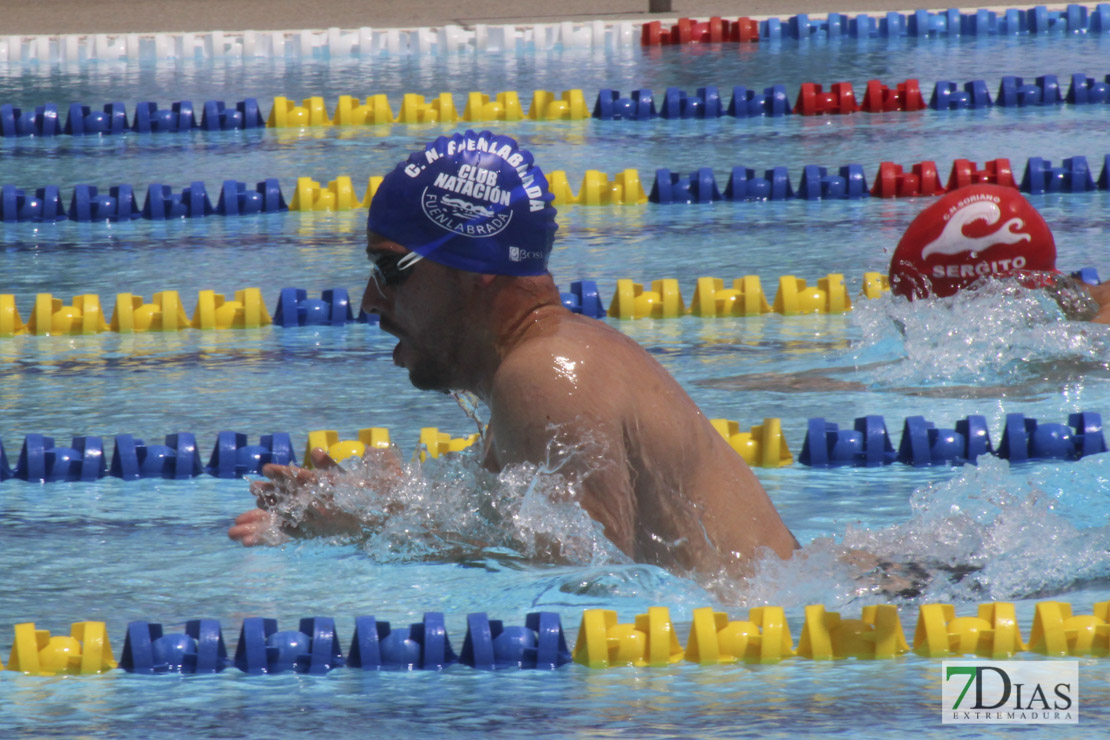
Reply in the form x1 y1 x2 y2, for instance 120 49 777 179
361 233 472 393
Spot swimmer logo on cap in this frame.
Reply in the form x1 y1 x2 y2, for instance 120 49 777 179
888 184 1057 299
369 130 558 276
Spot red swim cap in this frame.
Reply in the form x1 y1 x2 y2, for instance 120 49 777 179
888 184 1057 299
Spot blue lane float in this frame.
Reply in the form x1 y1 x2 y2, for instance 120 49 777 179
204 432 296 478
14 434 107 482
69 184 142 222
997 411 1109 462
0 99 264 137
1021 156 1097 194
132 101 197 133
63 102 129 136
652 165 856 203
108 433 204 481
233 617 345 674
0 180 285 222
460 612 573 670
200 99 265 131
797 164 869 200
347 612 457 671
997 75 1063 107
272 288 353 327
907 8 955 36
650 167 722 204
659 86 723 119
0 103 61 136
560 280 605 318
593 89 655 120
141 182 214 220
120 619 231 674
724 166 794 201
114 612 571 675
930 80 993 110
799 416 896 468
215 179 288 216
729 85 792 117
896 415 991 467
0 185 66 223
799 412 1106 468
1067 73 1110 104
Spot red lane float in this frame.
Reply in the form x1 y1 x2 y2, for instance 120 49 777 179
793 82 860 115
947 158 1017 190
861 79 927 112
871 161 946 198
641 17 758 45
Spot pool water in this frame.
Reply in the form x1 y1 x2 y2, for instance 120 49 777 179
2 16 1110 739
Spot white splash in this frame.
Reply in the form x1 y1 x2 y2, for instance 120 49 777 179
729 455 1110 608
261 440 628 568
851 280 1110 389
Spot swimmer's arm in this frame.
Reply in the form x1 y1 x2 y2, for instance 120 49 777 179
1085 281 1110 324
486 372 638 558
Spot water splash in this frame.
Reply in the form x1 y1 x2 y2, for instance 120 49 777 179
261 442 629 569
852 280 1110 390
728 455 1110 608
256 436 1110 611
698 280 1110 399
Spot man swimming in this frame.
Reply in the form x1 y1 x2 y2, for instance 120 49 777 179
698 184 1110 401
229 130 799 576
888 183 1110 323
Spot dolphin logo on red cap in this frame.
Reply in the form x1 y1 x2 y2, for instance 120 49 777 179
920 200 1031 259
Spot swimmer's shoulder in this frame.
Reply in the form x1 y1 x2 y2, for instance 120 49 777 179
491 317 631 410
513 313 651 376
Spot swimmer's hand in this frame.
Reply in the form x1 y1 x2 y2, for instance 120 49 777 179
228 507 283 547
228 447 400 546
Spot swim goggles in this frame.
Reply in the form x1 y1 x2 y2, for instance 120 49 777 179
369 251 423 289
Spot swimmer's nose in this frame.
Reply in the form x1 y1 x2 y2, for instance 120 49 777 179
361 272 388 315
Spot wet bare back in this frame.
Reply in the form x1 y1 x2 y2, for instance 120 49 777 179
484 308 799 576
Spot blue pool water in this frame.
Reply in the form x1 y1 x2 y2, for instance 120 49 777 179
2 18 1110 738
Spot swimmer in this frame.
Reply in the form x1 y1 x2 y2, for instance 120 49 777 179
888 183 1110 323
700 185 1110 401
229 130 798 576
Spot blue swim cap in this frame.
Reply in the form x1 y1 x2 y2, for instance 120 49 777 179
368 130 558 276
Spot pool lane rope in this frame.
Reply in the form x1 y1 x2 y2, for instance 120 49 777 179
2 71 1109 138
2 260 1102 337
643 5 1110 45
1 272 889 338
2 151 1110 224
1 4 1108 64
3 600 1108 675
0 406 1105 483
